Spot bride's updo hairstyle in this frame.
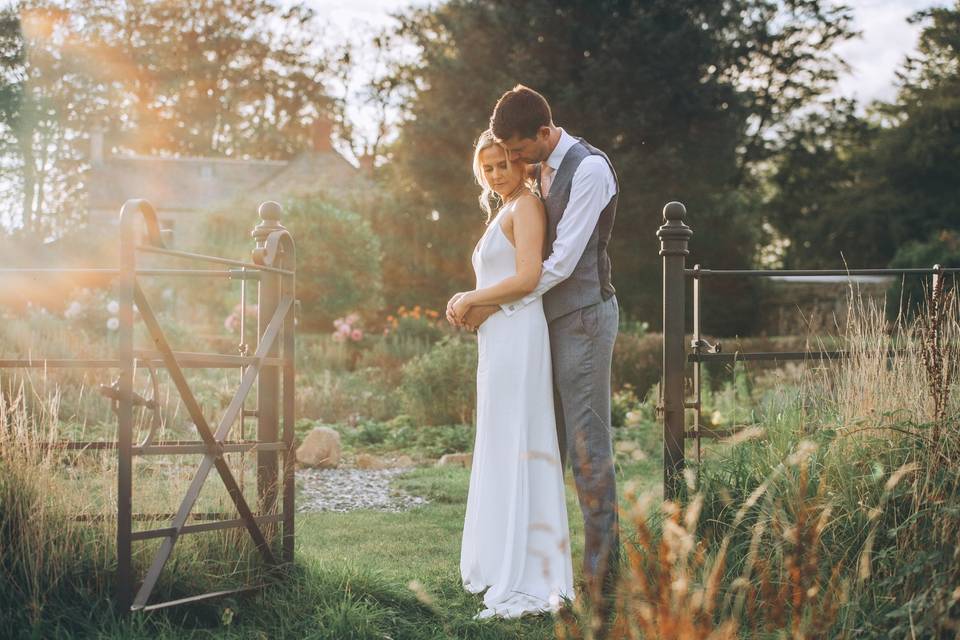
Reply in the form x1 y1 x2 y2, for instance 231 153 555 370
472 128 508 224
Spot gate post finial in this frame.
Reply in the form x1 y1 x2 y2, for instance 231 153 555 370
252 201 285 242
252 201 288 266
658 201 692 500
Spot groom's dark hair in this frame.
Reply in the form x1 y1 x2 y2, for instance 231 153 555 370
490 85 552 141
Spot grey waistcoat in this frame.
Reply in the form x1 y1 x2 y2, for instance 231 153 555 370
538 137 619 322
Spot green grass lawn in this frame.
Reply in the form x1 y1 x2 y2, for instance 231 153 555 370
284 454 661 639
104 450 662 639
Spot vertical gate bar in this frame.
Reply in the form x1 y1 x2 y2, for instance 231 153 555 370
281 264 296 562
693 266 702 465
252 205 283 538
238 268 248 494
116 206 137 613
657 202 692 500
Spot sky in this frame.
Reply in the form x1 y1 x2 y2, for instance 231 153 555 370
307 0 951 106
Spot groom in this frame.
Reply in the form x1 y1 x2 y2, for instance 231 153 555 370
459 85 621 605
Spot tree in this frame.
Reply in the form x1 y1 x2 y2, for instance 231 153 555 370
0 5 104 238
0 0 342 240
765 3 960 271
380 0 854 334
88 0 339 159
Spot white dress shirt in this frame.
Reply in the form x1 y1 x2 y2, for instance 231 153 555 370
501 128 617 316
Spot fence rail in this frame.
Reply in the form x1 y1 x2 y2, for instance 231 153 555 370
0 198 297 613
658 201 954 499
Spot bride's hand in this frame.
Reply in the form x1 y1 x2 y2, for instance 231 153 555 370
446 292 469 326
452 292 474 323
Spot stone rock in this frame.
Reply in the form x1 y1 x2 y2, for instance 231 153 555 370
393 454 415 468
436 452 472 468
296 427 341 468
356 453 386 470
615 440 638 454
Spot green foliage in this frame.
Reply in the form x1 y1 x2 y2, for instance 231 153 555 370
611 384 641 429
335 418 474 459
297 368 402 423
887 230 960 319
766 4 960 272
383 0 854 330
284 195 385 330
0 0 342 240
399 336 477 426
611 332 661 397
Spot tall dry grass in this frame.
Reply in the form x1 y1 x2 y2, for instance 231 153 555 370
559 283 960 638
0 374 271 635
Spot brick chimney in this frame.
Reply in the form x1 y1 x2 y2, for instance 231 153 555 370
311 117 333 152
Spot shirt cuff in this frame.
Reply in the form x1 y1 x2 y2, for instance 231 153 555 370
500 293 535 316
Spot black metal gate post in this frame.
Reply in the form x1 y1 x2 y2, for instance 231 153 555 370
658 201 692 500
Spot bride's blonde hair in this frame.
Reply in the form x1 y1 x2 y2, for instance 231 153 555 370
472 128 521 224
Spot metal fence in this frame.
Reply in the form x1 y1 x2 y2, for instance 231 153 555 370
0 198 297 612
658 201 959 499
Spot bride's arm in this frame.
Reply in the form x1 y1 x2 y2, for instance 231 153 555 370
455 195 545 312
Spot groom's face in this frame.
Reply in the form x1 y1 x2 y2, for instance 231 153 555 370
499 127 550 164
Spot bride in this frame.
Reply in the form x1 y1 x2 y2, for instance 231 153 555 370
446 129 574 619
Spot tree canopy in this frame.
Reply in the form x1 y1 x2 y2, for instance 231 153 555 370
766 3 960 270
373 0 855 332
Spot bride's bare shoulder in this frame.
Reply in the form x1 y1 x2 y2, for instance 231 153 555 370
514 192 545 216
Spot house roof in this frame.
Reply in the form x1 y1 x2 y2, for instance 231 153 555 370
87 149 363 214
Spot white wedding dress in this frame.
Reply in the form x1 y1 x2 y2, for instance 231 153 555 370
459 208 574 619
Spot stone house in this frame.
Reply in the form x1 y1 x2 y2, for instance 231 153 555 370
85 121 367 245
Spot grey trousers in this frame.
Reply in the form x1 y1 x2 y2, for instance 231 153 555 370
548 294 620 594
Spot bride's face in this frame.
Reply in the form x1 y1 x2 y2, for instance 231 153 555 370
479 144 524 198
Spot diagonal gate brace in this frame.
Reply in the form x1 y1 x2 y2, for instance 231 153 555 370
130 283 293 610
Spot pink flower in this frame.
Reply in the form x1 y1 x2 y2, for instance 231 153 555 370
224 313 239 332
351 329 363 342
346 313 360 325
338 324 351 336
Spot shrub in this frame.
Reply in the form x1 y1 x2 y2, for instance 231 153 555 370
612 332 661 396
611 384 641 428
400 336 477 426
284 196 384 330
354 334 436 382
297 368 402 423
887 229 960 321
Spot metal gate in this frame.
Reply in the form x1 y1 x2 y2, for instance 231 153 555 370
658 200 958 499
0 198 297 612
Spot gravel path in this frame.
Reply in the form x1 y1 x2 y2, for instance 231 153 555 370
296 467 428 513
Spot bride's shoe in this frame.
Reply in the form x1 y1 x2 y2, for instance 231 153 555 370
472 608 498 621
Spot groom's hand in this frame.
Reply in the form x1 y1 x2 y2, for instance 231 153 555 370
462 305 499 331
